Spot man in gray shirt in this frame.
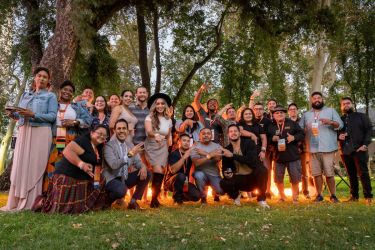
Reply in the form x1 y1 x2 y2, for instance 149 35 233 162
300 91 343 203
191 128 224 204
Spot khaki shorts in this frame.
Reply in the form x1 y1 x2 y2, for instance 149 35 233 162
310 152 336 177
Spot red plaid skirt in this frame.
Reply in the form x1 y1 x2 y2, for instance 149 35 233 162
34 174 110 214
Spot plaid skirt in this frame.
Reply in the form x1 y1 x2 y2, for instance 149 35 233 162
35 174 110 214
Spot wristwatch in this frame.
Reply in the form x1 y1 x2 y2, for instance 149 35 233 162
261 147 266 152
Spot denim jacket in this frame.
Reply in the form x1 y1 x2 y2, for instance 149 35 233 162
52 102 93 136
15 90 58 127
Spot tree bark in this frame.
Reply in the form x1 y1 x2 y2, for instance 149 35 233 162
136 2 151 93
153 6 161 93
39 0 77 90
172 9 227 106
23 0 43 69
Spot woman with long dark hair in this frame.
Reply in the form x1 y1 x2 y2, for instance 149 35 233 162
175 105 204 144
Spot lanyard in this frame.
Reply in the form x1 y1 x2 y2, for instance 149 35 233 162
58 103 70 120
313 111 320 121
91 142 99 162
178 150 188 175
277 121 285 136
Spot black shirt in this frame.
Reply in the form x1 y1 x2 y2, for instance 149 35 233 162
165 149 193 183
54 134 103 180
339 112 373 155
238 122 265 153
268 118 304 163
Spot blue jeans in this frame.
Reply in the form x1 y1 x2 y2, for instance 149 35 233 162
193 171 224 199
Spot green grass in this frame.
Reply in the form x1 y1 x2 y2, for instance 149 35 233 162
1 179 375 249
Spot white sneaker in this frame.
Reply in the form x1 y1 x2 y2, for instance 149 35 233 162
258 200 270 209
234 193 242 206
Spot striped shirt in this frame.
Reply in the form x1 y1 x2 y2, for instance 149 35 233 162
129 103 149 144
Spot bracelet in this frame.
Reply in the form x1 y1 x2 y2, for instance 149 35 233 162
127 151 134 158
261 147 266 152
78 161 85 170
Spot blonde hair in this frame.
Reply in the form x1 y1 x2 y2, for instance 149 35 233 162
149 98 171 130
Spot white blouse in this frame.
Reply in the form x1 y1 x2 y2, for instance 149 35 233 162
145 115 172 136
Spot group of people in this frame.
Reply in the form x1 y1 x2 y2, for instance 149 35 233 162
0 67 373 214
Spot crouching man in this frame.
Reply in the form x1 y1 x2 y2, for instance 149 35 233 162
164 134 200 204
103 119 151 209
220 124 270 208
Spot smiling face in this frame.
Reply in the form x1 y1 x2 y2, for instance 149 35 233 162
228 125 240 142
94 96 106 112
82 88 94 103
311 94 324 109
288 105 298 118
341 99 353 114
155 98 166 114
243 109 253 123
207 99 218 113
273 111 286 123
267 100 277 112
114 121 128 142
34 70 49 90
90 127 108 145
59 85 74 102
136 87 148 103
109 95 121 107
184 106 195 119
199 128 212 143
122 91 133 106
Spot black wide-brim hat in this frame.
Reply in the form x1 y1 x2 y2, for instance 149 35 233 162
271 105 287 113
147 93 172 109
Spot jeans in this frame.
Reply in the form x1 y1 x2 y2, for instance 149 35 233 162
164 173 200 202
105 170 151 202
341 151 373 198
193 171 224 199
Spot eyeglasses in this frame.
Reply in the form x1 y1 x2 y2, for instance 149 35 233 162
94 131 107 138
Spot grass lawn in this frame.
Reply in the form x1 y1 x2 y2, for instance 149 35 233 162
1 178 375 249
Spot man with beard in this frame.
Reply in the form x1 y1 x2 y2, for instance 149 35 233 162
299 92 343 203
252 102 274 199
129 86 149 145
249 90 277 121
191 128 224 204
193 83 223 144
338 97 373 204
129 86 150 201
164 134 200 204
220 124 269 208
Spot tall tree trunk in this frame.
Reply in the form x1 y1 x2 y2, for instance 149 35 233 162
147 42 155 79
23 0 43 69
310 0 331 94
136 2 150 93
39 0 77 90
153 6 161 93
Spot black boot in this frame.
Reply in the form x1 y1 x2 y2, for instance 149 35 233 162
150 173 164 208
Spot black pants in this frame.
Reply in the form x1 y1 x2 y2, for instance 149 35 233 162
105 170 151 203
341 151 373 199
220 166 268 201
164 173 200 202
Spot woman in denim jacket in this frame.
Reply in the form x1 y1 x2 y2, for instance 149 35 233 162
1 67 58 212
43 80 93 192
